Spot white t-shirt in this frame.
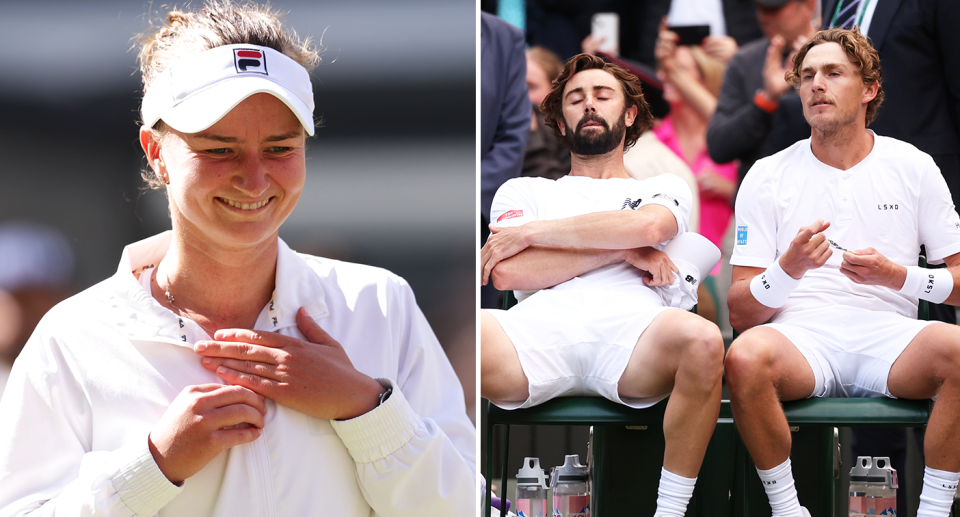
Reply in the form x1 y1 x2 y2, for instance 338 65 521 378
491 174 692 302
731 134 960 320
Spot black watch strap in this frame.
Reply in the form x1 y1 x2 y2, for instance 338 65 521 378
377 379 393 406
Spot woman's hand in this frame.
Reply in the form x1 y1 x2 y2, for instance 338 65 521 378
581 34 605 55
149 384 266 485
701 35 737 65
194 308 385 422
654 18 680 76
697 168 737 201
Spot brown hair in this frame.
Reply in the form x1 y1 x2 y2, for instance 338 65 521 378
526 46 564 84
541 53 654 151
136 0 320 189
785 27 884 126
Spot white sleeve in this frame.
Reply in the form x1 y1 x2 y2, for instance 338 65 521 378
489 178 539 228
730 161 779 268
0 330 181 517
917 157 960 263
636 173 693 237
330 280 475 516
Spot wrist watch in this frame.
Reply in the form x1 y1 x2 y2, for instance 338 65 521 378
377 379 393 406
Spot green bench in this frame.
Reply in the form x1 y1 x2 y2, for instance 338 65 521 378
484 396 931 516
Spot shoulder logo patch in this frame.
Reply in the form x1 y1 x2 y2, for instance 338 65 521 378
737 225 748 245
497 210 523 223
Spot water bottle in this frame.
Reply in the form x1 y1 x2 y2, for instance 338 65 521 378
849 456 873 517
516 457 548 517
551 454 590 517
867 457 898 516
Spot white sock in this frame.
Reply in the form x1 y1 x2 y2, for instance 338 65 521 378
653 467 697 517
917 466 960 517
757 458 804 517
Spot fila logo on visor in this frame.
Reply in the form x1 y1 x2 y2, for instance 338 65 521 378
234 49 268 75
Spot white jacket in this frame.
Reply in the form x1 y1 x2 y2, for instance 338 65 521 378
0 232 476 516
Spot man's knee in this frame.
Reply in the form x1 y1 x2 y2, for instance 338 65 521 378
674 315 725 382
480 311 529 403
725 327 778 389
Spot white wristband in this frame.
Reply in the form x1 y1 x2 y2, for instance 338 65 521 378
750 259 802 309
899 266 953 303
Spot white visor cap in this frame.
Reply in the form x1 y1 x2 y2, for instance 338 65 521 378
141 44 315 136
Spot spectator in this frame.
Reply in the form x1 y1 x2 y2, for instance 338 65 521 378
522 46 571 180
481 12 531 226
707 0 819 193
653 24 738 323
482 12 531 309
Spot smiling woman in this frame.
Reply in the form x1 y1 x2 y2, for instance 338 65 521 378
0 1 475 515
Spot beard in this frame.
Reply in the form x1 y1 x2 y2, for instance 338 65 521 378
563 110 627 155
804 97 860 140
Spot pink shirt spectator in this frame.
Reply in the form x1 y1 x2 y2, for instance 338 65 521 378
654 117 737 274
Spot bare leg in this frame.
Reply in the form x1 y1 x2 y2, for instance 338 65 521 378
888 322 960 471
480 310 529 405
618 310 725 477
724 326 816 469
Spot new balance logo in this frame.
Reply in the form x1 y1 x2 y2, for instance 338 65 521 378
622 198 642 210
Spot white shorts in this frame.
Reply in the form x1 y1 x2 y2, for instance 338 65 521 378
488 288 677 410
766 307 935 398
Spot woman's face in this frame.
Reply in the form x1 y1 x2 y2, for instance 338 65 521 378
661 46 703 106
526 59 553 109
144 93 306 251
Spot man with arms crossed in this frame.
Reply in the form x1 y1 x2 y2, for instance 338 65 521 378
481 54 724 517
726 28 960 517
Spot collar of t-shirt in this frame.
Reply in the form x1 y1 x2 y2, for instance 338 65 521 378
120 231 329 346
805 129 877 176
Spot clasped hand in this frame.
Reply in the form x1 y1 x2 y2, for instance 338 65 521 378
149 307 383 485
623 247 678 287
481 224 532 286
193 307 384 422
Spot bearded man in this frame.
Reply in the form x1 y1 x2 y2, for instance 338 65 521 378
479 53 724 517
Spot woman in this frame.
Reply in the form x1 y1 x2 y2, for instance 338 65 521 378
0 2 475 515
522 46 570 180
655 26 739 323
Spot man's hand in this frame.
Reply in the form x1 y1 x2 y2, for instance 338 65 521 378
841 248 908 289
481 224 532 286
149 384 266 485
194 307 385 422
779 219 833 279
623 247 679 287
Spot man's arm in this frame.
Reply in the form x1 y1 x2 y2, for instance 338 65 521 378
491 245 624 291
840 249 960 306
728 219 832 332
481 204 679 286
